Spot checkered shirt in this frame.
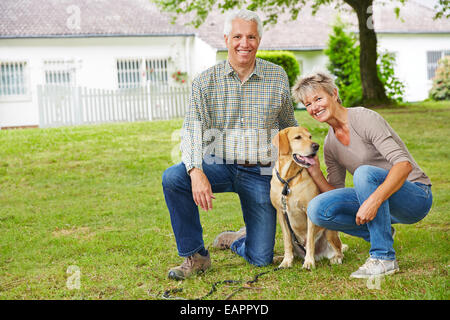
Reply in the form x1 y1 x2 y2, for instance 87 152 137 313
181 58 298 172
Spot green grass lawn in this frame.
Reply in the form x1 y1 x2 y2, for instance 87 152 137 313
0 101 449 300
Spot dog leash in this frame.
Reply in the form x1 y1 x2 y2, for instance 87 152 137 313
275 168 302 196
159 267 282 300
160 169 306 300
275 168 307 257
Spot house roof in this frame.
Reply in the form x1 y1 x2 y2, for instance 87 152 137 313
1 0 449 51
0 0 196 38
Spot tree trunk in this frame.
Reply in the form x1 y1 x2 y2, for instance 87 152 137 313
345 0 390 105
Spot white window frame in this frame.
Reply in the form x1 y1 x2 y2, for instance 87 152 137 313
145 58 169 85
0 60 31 102
116 57 170 89
43 59 77 87
116 58 142 89
427 50 450 80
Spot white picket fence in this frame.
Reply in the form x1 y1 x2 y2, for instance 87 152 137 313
37 84 190 128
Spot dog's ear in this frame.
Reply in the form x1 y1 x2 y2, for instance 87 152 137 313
272 128 290 156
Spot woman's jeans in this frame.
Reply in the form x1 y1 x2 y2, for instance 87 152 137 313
162 157 276 267
307 165 433 261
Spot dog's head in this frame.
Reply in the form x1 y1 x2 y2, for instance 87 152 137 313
272 127 319 168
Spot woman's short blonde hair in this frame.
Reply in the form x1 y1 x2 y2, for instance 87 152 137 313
292 72 342 105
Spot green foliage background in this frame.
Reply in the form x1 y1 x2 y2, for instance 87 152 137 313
429 56 450 101
324 18 405 106
256 50 300 88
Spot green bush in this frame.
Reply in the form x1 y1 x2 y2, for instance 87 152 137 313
378 51 405 102
256 50 300 87
324 18 405 106
429 56 450 101
324 19 363 107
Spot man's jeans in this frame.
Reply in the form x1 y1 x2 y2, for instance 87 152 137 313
162 157 276 267
307 165 433 260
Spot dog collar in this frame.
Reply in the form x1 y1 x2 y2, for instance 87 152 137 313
275 168 303 196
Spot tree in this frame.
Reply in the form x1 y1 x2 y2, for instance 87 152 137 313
325 17 405 107
324 17 363 107
429 56 450 101
345 0 388 105
155 0 447 106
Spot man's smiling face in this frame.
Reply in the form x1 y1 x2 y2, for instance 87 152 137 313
224 18 261 69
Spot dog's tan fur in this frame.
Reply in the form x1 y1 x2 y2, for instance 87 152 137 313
270 127 346 269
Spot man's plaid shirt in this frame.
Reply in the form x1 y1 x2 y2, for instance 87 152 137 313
181 58 298 172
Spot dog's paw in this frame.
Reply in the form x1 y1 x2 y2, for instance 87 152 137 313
302 258 315 270
329 255 343 265
278 258 293 269
272 255 284 264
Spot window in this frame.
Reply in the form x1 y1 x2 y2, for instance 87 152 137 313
427 50 450 80
117 59 142 89
43 60 76 86
0 61 28 97
117 58 169 89
145 59 168 84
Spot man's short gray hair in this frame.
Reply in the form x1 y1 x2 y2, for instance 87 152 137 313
223 9 263 38
292 71 342 105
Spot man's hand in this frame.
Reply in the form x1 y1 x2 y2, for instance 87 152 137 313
189 168 216 211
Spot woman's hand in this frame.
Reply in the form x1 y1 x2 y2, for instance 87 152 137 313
306 155 322 178
355 161 412 225
189 168 216 211
306 155 336 193
355 196 382 225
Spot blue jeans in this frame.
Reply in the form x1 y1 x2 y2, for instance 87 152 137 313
307 165 433 261
162 156 276 267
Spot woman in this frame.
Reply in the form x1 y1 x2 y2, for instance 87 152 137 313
292 72 433 278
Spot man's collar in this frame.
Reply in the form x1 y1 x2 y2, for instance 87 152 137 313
253 58 264 79
224 60 235 76
224 58 264 80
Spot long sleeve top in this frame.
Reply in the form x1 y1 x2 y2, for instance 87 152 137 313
324 107 431 188
181 58 298 172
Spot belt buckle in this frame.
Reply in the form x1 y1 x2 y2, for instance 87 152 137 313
242 161 257 167
259 161 272 168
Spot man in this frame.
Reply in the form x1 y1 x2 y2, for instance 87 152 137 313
162 9 297 280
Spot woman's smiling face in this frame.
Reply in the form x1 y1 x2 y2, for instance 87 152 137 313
303 87 339 122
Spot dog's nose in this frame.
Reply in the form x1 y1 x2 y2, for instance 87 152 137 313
312 143 319 151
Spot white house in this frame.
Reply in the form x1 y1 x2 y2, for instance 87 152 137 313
0 0 449 129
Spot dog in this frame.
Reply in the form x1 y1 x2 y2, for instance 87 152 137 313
270 126 347 269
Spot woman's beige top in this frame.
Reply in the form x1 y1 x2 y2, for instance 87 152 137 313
324 107 431 188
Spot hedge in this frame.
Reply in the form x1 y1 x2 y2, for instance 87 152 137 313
256 51 300 87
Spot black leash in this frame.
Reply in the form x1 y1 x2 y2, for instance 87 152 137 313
275 168 302 196
160 267 282 300
199 266 283 300
275 168 307 258
161 168 306 300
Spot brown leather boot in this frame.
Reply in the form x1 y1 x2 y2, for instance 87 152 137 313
212 227 246 250
168 252 211 281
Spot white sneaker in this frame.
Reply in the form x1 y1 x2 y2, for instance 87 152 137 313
350 257 399 279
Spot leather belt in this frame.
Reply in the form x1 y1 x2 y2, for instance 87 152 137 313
237 161 272 168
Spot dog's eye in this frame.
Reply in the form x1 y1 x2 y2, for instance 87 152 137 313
309 136 312 139
294 136 302 140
